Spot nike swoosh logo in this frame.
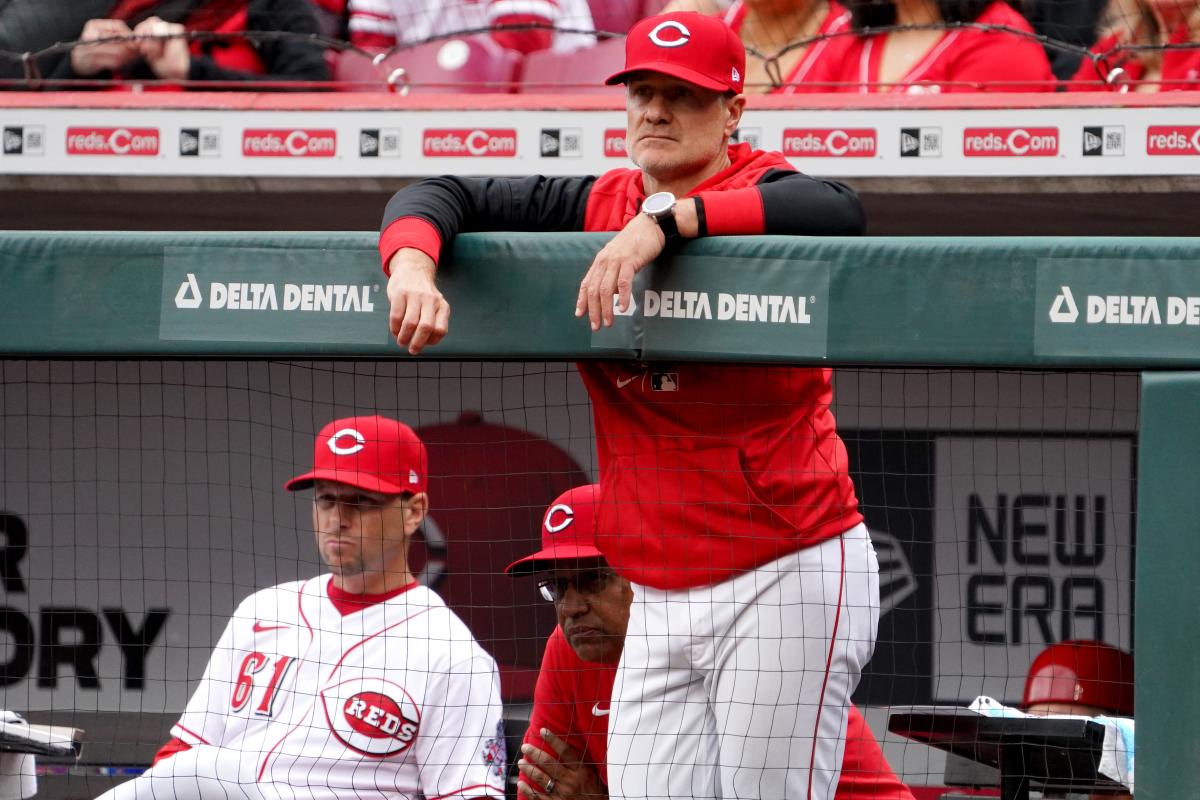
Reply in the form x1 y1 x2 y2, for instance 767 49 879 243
252 621 288 633
591 704 610 717
616 376 637 389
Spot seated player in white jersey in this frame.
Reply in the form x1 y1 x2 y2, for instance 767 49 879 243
96 415 506 800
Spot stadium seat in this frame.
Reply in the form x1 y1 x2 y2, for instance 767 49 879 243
335 35 523 93
519 36 627 93
588 0 644 34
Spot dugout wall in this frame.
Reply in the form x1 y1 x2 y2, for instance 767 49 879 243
0 231 1195 797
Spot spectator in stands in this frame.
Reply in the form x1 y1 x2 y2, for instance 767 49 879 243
348 0 595 55
508 484 915 800
1023 639 1134 800
306 0 348 39
1067 0 1200 89
662 0 851 93
37 0 329 87
810 0 1057 91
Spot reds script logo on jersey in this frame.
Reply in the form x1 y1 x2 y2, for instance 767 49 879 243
321 677 421 757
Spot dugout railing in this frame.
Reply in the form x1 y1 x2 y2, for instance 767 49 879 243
0 231 1197 798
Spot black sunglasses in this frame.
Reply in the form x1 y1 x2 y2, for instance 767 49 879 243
537 569 618 602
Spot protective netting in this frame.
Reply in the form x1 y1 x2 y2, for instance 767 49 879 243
0 360 1137 798
0 0 1196 92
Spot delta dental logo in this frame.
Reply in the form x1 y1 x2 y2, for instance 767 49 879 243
604 129 628 158
963 127 1058 157
782 129 877 158
66 127 159 156
242 129 336 157
1048 285 1200 326
422 128 517 157
630 289 814 324
173 273 376 313
1146 126 1200 156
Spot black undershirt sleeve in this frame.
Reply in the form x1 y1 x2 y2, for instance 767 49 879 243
381 175 598 244
756 169 867 236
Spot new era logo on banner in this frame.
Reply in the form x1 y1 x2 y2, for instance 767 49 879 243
1 126 42 155
540 128 582 158
360 129 401 157
900 127 941 158
1082 126 1123 157
180 128 220 157
731 127 761 150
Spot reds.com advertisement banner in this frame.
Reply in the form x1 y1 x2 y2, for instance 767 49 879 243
242 128 337 157
3 104 1200 176
66 126 160 156
962 127 1060 157
422 128 517 157
1146 125 1200 156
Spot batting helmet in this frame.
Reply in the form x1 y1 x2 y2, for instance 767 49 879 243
1023 640 1134 716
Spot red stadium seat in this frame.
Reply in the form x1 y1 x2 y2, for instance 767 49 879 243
335 35 522 93
519 36 627 94
588 0 644 34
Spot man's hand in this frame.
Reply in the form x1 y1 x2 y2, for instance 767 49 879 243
387 248 449 355
133 17 190 81
70 18 138 76
517 729 607 800
575 213 664 331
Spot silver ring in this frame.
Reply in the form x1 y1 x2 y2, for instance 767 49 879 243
544 778 556 794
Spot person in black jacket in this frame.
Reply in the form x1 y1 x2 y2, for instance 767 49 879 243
3 0 328 87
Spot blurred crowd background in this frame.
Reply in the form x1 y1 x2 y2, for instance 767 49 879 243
0 0 1197 95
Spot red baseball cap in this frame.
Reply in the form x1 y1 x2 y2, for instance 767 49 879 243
285 415 428 495
505 484 604 576
606 12 746 94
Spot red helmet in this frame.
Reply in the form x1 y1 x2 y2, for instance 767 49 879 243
1023 640 1134 716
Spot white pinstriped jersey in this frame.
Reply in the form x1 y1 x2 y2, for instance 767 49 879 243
169 578 506 800
348 0 595 53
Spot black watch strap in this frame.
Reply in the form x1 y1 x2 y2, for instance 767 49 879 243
656 210 681 241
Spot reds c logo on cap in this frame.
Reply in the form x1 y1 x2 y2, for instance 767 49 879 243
544 503 575 533
648 20 690 48
327 428 367 456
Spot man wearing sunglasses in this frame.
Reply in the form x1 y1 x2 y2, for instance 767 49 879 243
506 484 913 800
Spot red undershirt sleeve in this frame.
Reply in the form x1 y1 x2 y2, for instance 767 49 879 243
152 736 192 765
379 217 445 275
694 186 766 235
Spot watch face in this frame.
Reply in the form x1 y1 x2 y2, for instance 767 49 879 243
642 192 675 216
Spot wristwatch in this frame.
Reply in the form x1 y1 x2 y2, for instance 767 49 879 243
641 191 680 243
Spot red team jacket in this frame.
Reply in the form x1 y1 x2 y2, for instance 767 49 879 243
722 0 854 92
381 143 865 589
1069 23 1200 90
523 628 915 800
809 0 1056 92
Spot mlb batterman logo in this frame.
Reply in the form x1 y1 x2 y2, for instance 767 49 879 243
321 678 421 758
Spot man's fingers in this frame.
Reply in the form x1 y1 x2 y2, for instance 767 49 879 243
408 296 448 355
388 294 407 340
539 729 584 762
516 778 550 800
429 299 450 346
397 296 425 352
597 263 620 328
520 743 561 773
516 757 555 790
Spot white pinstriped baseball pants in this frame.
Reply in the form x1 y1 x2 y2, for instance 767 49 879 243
607 523 880 800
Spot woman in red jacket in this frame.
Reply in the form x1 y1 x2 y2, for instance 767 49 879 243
1067 0 1200 90
808 0 1056 92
